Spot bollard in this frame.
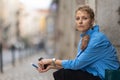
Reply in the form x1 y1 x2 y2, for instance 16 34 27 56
11 45 16 66
0 43 3 73
18 48 22 62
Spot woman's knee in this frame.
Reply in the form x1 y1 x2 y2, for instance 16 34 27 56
53 71 58 79
53 69 64 80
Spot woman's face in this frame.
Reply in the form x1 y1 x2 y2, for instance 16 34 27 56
75 10 94 33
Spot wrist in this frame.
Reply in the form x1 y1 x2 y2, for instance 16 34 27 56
52 58 56 67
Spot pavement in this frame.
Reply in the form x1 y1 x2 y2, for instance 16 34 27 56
0 50 56 80
1 47 119 80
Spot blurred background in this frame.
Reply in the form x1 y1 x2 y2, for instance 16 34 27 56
0 0 120 80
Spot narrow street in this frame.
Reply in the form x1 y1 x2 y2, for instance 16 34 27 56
0 50 55 80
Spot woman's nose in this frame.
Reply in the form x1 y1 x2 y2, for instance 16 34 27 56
79 19 83 24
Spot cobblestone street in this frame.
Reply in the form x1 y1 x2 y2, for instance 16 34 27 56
0 51 55 80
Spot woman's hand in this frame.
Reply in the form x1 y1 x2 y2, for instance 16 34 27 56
37 59 52 72
37 58 63 73
37 65 55 73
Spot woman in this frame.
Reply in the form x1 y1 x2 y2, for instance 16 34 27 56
37 5 120 80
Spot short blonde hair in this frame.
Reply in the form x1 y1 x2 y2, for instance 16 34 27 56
76 5 95 20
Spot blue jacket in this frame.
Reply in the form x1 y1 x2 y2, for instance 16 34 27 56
62 25 120 80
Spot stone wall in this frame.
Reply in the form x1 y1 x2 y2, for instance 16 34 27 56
54 0 86 59
96 0 120 59
55 0 120 60
96 0 120 45
55 0 76 59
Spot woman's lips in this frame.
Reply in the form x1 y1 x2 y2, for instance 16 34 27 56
78 26 84 28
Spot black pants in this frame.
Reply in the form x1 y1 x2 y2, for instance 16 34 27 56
53 68 101 80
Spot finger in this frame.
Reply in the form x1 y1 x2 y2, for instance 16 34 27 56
37 67 43 73
38 61 44 69
41 67 49 72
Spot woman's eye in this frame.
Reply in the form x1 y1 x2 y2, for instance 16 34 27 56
82 16 89 20
82 17 88 20
76 16 89 20
76 17 80 20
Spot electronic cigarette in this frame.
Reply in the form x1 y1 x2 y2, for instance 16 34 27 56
31 63 38 68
